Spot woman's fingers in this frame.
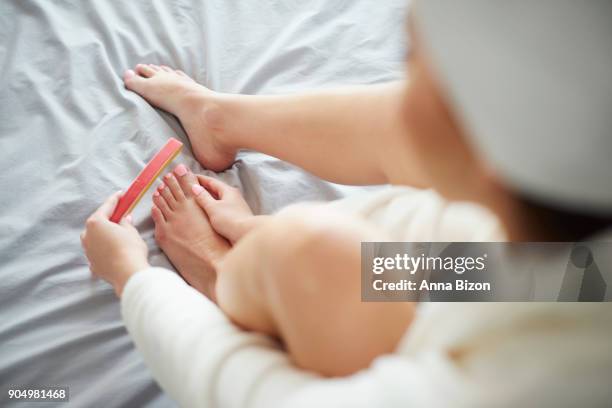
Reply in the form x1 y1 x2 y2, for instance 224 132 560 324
192 184 215 211
119 214 136 229
196 174 234 199
95 191 123 219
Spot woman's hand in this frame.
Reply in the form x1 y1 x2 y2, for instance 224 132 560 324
191 175 261 244
81 191 150 296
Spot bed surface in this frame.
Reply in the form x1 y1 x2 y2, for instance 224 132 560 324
0 1 407 406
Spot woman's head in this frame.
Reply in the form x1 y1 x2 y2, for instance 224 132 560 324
400 0 612 240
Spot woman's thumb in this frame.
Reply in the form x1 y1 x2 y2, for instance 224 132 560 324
192 184 214 211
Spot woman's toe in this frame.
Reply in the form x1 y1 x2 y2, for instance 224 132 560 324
135 64 156 78
160 65 173 72
153 189 172 218
174 165 199 197
151 206 168 243
158 183 176 209
123 69 146 91
151 205 165 223
164 173 185 202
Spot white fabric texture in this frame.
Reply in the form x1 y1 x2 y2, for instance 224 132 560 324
121 188 612 407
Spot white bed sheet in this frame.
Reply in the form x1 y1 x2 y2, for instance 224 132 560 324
0 1 408 406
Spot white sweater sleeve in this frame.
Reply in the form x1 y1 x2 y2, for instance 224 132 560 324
120 268 473 408
121 267 315 408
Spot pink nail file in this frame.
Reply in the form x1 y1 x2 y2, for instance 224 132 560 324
110 138 183 223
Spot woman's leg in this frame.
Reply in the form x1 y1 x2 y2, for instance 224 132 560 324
124 65 427 186
216 205 415 376
209 83 426 186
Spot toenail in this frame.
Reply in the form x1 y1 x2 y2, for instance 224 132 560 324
154 191 160 197
192 185 204 195
124 69 135 78
164 173 171 179
174 164 188 177
158 184 164 190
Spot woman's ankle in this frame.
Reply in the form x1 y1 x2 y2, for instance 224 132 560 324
206 93 248 152
182 90 239 166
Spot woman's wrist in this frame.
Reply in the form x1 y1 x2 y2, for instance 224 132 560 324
111 255 150 297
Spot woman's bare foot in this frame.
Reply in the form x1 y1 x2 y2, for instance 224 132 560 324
123 64 236 171
151 164 231 300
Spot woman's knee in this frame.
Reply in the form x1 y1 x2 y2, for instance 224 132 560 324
259 208 413 375
264 206 369 288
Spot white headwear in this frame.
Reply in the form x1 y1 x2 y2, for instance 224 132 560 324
415 0 612 215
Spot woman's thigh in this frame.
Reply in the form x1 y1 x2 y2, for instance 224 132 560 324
217 205 415 376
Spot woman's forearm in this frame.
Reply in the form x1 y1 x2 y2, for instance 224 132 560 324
211 81 427 186
121 267 317 407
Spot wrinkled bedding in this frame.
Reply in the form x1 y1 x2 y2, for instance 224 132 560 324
0 0 407 406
